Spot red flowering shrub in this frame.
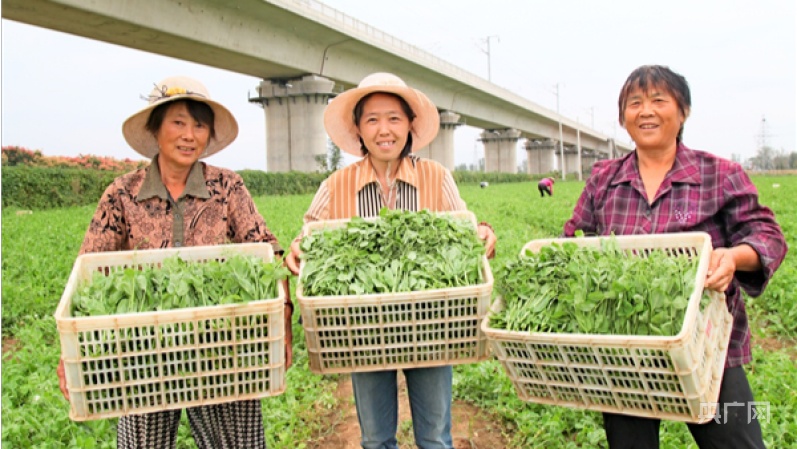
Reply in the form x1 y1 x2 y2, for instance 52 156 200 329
2 146 147 171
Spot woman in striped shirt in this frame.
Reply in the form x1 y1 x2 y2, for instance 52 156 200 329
285 72 496 449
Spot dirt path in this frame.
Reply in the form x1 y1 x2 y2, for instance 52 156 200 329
305 374 509 449
2 337 20 361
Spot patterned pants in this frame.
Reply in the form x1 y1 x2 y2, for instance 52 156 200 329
117 400 266 449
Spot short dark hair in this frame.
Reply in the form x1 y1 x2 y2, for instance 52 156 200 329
353 92 416 158
618 65 691 143
145 99 216 141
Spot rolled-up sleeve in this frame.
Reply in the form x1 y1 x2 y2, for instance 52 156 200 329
721 165 787 296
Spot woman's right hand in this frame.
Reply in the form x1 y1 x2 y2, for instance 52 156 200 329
57 359 70 400
285 237 303 276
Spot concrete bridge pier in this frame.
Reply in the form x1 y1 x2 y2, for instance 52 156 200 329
581 152 597 174
564 147 582 177
250 74 335 172
417 110 461 170
481 128 521 173
524 139 557 175
607 138 620 159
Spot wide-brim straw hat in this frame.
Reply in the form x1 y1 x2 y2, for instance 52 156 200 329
324 73 440 156
122 76 238 159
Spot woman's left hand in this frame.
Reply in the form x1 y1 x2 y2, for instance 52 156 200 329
705 247 736 292
477 224 497 259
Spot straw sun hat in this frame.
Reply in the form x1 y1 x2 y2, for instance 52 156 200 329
122 76 239 159
324 73 440 156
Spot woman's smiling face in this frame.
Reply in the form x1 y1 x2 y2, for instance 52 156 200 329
155 102 211 169
622 84 685 153
356 93 412 164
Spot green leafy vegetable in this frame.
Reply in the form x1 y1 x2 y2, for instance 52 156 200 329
300 209 485 296
71 254 288 316
490 237 700 336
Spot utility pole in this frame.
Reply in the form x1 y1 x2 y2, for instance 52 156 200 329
554 83 565 180
480 35 500 82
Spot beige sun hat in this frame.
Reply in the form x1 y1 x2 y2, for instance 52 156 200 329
122 76 239 159
324 73 440 156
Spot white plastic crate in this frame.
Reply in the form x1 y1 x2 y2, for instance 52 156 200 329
482 232 733 423
297 211 494 374
55 243 286 421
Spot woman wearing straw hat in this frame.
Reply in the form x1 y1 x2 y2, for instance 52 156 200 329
285 72 497 449
56 76 293 449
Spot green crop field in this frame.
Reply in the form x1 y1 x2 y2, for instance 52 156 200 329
2 177 795 448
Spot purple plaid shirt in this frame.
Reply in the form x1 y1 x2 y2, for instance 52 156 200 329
564 143 787 367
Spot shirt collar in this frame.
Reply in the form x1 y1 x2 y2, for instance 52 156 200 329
354 155 418 193
667 143 702 185
609 151 639 186
136 154 210 201
610 143 702 186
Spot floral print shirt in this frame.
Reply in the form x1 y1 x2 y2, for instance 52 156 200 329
80 156 282 255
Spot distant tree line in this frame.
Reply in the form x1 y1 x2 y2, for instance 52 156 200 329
747 146 797 170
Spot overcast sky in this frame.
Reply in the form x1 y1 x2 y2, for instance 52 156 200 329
2 0 795 171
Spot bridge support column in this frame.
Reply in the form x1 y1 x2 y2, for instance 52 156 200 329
418 110 460 170
480 128 521 173
250 74 335 172
581 152 598 175
607 138 617 159
524 139 556 175
564 147 581 177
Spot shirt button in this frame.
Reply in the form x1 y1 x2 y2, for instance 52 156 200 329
645 210 651 217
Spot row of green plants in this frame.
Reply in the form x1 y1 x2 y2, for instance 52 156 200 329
2 178 795 447
2 165 537 210
0 166 329 210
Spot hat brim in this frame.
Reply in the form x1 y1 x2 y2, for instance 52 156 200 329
122 95 239 159
324 84 440 157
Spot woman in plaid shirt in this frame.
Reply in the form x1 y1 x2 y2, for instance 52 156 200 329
564 65 787 448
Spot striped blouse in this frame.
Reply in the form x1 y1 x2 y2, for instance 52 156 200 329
303 154 466 222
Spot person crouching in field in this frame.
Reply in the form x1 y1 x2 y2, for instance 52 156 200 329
538 177 554 197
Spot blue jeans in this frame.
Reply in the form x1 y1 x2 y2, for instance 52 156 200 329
351 366 453 449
